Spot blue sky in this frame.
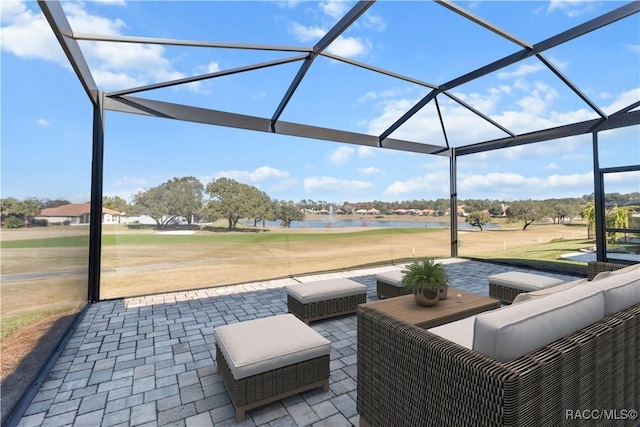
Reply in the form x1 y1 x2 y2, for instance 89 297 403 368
2 0 639 206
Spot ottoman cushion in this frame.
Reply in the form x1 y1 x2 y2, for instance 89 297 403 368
286 278 367 304
214 314 331 380
488 271 564 291
375 270 403 287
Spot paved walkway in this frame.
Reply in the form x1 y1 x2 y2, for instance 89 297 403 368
16 259 579 427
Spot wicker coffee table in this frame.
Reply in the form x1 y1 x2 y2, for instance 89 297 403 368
359 289 500 329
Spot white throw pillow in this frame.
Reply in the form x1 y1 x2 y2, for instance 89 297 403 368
512 278 586 304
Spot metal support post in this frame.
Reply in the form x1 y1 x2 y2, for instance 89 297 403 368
88 92 105 302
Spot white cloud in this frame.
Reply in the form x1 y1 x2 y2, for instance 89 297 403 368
320 0 350 20
456 171 595 199
624 44 640 54
365 77 635 159
358 166 383 175
37 118 50 126
289 22 326 42
548 0 597 17
363 13 386 31
358 146 375 158
383 172 449 196
1 0 68 63
329 146 355 165
602 87 640 115
304 176 373 193
0 1 204 92
544 162 559 170
497 63 544 80
326 36 370 58
214 166 290 184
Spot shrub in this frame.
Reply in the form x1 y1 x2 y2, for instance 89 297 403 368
2 217 24 228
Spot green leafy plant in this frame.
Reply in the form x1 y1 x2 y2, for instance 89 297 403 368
401 258 450 295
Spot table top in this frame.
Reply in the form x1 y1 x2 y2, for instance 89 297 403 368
359 288 501 329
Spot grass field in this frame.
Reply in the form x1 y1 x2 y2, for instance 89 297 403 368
0 216 596 383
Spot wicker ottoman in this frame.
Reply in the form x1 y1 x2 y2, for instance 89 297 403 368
488 271 565 304
375 270 409 299
286 278 367 324
214 314 331 421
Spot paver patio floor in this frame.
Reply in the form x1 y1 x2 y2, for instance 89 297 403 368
16 259 580 427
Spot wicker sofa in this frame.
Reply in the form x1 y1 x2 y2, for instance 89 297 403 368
357 262 639 427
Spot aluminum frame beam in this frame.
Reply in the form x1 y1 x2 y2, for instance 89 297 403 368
381 1 639 143
108 55 307 97
270 1 375 126
37 1 98 105
104 95 449 155
72 32 313 53
455 110 640 156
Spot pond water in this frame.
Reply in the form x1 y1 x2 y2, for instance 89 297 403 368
241 218 498 229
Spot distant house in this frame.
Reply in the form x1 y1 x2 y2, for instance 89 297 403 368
36 203 123 225
366 208 380 215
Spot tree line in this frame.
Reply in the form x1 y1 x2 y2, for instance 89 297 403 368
1 177 638 232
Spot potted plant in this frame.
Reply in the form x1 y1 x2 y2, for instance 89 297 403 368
401 258 451 306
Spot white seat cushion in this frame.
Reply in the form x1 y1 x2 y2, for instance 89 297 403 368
473 285 604 362
488 271 565 291
588 266 640 315
512 278 586 304
375 270 403 288
286 278 367 304
428 315 476 349
214 314 331 380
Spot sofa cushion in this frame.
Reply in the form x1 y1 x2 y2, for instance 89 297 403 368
428 315 476 349
512 278 586 304
473 285 604 362
587 266 640 316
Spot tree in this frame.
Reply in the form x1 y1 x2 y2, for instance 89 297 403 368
275 200 304 228
20 197 42 225
164 176 204 227
582 202 596 236
605 204 631 244
488 201 504 217
103 196 130 214
41 198 71 209
248 189 275 227
506 200 545 230
132 185 175 229
465 211 491 231
1 197 21 219
204 178 259 230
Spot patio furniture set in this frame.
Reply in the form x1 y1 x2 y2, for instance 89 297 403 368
213 261 639 424
358 261 639 426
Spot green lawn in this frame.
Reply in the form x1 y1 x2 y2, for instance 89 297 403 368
1 227 439 248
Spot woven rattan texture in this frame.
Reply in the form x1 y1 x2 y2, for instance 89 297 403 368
356 303 639 427
287 293 366 323
216 345 329 420
587 261 629 280
376 280 409 299
488 282 524 304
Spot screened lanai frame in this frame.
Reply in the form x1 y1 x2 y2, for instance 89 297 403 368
37 0 640 302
